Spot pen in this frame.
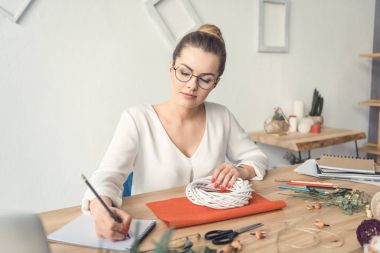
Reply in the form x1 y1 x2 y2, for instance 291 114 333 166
286 181 354 191
276 180 337 188
275 179 335 185
277 185 326 195
287 181 337 188
81 174 123 223
305 185 353 191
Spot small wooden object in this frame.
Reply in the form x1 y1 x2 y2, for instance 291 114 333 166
359 99 380 163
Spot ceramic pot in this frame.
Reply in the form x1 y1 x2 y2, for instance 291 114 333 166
310 116 324 126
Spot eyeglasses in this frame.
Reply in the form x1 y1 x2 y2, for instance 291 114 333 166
172 64 218 90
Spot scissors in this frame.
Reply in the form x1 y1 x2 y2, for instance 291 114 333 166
204 223 263 245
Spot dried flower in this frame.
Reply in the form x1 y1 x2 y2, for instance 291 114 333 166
306 201 322 210
253 230 266 239
220 244 233 253
280 189 371 215
314 202 322 209
218 240 242 253
231 240 242 251
366 205 373 219
314 219 330 229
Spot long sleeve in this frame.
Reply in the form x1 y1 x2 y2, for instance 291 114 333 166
226 109 268 180
81 111 139 212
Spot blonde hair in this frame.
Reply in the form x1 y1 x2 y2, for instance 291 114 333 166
172 24 227 76
197 24 224 43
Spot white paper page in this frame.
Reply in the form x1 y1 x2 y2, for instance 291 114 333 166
48 214 155 251
294 159 320 177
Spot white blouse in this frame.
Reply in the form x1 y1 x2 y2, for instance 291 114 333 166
82 102 268 211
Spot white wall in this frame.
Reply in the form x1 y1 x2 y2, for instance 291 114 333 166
0 0 375 212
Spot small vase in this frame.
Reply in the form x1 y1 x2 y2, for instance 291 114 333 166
298 118 313 133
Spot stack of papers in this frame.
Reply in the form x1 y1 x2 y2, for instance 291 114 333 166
294 159 380 186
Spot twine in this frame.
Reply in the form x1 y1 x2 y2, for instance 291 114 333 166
281 228 344 249
185 176 254 209
275 219 344 252
282 228 320 249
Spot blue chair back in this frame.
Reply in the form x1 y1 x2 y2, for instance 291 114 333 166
122 172 133 197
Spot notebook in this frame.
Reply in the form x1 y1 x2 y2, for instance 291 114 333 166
317 172 380 182
295 159 380 185
48 214 156 251
316 155 376 174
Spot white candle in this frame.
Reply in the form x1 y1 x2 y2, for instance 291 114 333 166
288 115 298 133
293 100 304 120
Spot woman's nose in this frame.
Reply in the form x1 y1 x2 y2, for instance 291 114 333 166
186 76 198 90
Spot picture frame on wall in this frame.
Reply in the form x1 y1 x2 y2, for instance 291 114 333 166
144 0 201 49
258 0 290 53
0 0 32 23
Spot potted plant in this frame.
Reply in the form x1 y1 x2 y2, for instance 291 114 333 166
309 89 324 125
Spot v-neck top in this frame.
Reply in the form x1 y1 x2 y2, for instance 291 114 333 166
82 102 268 210
151 104 207 160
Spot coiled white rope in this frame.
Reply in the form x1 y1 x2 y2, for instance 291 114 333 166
185 176 254 209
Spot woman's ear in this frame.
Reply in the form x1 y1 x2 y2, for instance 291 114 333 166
214 77 221 87
169 61 174 72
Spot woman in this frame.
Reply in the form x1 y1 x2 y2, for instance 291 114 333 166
82 24 268 241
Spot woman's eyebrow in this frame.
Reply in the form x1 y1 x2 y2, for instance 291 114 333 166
180 63 193 71
180 63 216 76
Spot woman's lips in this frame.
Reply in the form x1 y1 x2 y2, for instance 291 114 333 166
181 92 196 99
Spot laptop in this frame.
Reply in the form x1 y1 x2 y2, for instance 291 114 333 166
0 210 51 253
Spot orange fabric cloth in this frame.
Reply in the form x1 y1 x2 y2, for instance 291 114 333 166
146 193 286 228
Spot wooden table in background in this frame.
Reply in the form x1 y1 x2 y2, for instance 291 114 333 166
40 166 377 253
249 127 366 161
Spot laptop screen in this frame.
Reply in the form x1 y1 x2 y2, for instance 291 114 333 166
0 211 51 253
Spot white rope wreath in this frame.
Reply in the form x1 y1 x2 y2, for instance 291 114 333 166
185 176 254 209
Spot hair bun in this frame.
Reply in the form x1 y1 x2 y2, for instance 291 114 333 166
197 24 224 42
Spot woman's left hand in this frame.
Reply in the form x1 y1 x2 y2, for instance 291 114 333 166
211 163 242 191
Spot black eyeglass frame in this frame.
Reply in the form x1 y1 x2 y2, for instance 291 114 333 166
172 65 219 90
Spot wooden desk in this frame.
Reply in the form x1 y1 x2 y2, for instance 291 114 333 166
249 127 366 161
40 167 377 253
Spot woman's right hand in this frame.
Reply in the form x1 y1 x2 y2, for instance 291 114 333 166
89 196 132 241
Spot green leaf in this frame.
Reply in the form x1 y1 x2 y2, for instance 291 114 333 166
154 229 174 253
